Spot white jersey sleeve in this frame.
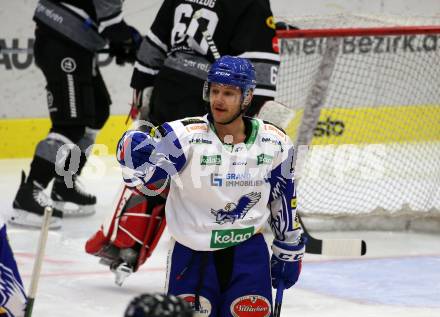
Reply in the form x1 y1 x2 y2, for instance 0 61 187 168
263 123 302 245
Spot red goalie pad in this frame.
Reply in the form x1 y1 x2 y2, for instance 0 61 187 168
136 203 167 270
85 185 166 271
114 196 150 250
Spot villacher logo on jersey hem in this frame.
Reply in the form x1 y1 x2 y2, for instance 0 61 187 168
231 295 271 317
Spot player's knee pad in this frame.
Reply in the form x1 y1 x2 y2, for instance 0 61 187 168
85 186 166 271
77 127 99 154
35 132 75 165
50 126 97 174
36 131 91 185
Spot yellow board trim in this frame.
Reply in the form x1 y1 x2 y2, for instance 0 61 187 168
1 105 440 158
0 115 129 159
285 105 440 145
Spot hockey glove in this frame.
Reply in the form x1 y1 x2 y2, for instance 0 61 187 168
128 87 153 123
117 130 155 171
271 237 306 290
109 25 142 65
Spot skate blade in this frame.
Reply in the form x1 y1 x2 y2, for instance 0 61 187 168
111 262 133 286
9 209 62 230
53 201 96 218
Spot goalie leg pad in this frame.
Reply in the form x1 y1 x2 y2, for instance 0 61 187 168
135 203 166 270
85 185 166 271
113 194 150 249
85 225 111 257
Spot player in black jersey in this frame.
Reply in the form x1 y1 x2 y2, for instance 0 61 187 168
86 0 280 285
130 0 279 124
11 0 141 229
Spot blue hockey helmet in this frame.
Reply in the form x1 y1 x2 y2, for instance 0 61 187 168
203 56 256 106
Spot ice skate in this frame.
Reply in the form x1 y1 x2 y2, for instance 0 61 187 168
10 171 63 230
110 261 134 287
51 176 96 217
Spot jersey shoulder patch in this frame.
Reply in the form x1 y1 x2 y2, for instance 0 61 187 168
181 117 206 126
262 120 286 134
262 121 288 141
179 117 209 134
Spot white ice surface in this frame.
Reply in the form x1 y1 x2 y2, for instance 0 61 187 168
1 157 439 317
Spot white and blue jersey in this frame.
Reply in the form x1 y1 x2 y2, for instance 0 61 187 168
117 114 301 251
0 217 27 317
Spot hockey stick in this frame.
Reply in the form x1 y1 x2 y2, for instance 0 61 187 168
25 207 53 317
193 9 220 60
273 281 285 317
298 215 367 256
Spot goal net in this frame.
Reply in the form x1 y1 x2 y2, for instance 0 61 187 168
275 15 440 232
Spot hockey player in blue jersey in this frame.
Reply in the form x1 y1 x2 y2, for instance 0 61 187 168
117 56 305 317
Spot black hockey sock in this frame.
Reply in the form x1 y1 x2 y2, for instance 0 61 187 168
27 155 57 188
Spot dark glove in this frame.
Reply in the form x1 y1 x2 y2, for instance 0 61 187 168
270 237 306 290
109 26 142 65
128 88 153 122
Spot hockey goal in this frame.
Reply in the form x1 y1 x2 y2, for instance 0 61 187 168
274 15 440 232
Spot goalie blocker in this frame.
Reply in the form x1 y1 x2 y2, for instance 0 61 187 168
85 184 167 285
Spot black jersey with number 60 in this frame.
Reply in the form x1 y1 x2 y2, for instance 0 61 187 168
131 0 279 121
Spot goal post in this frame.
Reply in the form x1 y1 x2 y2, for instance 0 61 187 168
275 17 440 232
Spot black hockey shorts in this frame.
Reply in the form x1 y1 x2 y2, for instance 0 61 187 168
34 29 111 130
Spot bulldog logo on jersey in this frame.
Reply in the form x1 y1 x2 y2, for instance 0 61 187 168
211 192 261 224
